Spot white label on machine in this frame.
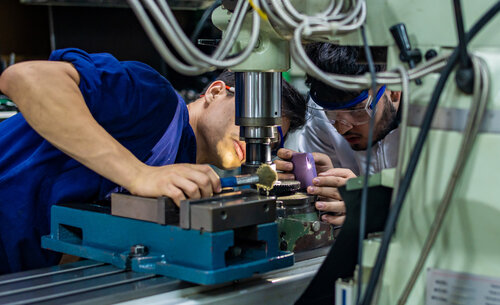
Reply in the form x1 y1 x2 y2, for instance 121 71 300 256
426 268 500 305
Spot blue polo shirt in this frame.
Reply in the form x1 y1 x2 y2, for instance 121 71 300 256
0 48 196 273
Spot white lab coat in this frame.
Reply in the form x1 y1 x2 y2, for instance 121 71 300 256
284 100 400 176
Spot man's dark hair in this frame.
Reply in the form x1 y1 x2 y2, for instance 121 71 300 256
203 70 307 132
305 43 386 107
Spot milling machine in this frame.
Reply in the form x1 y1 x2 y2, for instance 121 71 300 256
2 0 500 304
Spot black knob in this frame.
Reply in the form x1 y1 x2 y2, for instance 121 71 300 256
425 49 438 61
390 23 423 85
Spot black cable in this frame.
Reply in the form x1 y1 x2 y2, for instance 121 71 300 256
356 25 378 305
453 0 474 94
453 0 470 69
360 2 500 304
190 0 222 44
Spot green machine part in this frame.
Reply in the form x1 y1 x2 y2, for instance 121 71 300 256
275 193 336 252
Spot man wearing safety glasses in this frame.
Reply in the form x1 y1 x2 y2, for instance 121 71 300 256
276 44 401 226
320 84 389 150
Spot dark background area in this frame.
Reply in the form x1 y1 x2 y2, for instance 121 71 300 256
0 0 221 96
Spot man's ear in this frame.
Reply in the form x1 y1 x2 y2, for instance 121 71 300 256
203 80 228 104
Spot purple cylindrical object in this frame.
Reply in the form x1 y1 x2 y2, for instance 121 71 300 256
291 152 318 189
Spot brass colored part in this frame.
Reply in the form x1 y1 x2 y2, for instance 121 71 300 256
255 163 278 192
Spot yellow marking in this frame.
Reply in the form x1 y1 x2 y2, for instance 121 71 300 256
248 0 269 21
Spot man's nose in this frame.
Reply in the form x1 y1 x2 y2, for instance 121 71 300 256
333 120 353 134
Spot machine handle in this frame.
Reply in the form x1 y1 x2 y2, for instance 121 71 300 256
390 23 423 85
390 23 412 56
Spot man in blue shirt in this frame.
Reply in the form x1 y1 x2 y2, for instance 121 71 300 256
0 48 306 274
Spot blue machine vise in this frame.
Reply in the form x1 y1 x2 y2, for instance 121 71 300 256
42 190 294 285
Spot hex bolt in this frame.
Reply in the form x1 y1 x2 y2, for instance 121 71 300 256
311 221 321 232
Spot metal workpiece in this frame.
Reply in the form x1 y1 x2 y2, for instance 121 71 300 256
110 189 278 233
180 189 276 232
235 71 282 126
111 190 276 232
111 193 179 225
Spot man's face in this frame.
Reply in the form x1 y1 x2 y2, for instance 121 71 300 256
332 89 399 151
196 81 293 169
198 92 245 169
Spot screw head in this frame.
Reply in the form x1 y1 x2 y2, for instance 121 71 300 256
130 244 148 257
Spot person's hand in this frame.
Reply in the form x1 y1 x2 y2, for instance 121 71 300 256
273 148 296 180
306 168 357 226
128 163 221 206
273 148 334 180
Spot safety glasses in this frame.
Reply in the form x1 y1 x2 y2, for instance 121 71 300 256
309 85 386 127
324 94 376 126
